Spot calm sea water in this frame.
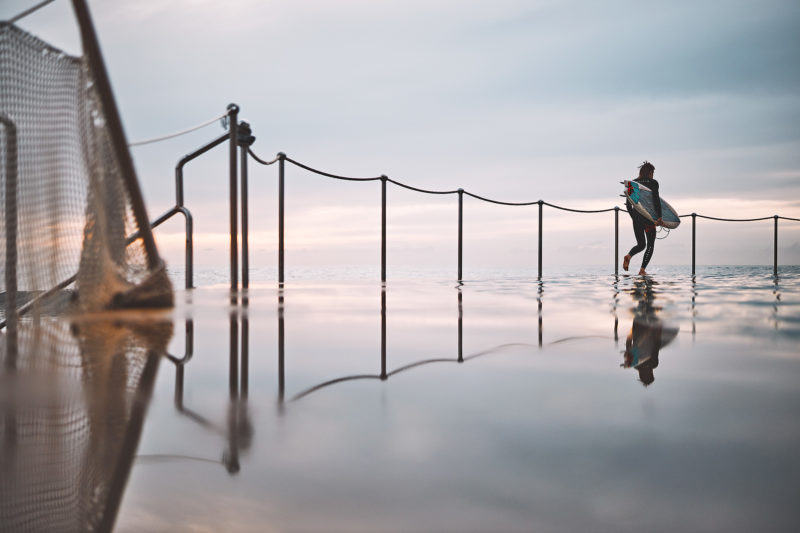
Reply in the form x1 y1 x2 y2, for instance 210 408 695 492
3 266 799 531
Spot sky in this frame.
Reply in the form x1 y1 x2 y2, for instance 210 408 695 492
5 0 800 275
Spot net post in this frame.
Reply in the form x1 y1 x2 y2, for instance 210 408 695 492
614 206 619 275
381 175 387 283
71 0 160 270
1 116 18 357
227 104 239 293
538 200 543 280
278 153 286 284
774 215 778 276
692 213 696 276
458 189 464 282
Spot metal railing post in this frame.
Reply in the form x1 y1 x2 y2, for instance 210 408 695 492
175 132 228 289
614 206 619 275
238 121 255 290
278 153 286 284
774 215 778 276
381 175 387 283
458 189 464 282
240 143 249 290
538 200 543 279
227 104 239 293
692 213 696 276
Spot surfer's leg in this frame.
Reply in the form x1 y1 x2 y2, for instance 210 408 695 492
628 220 646 258
640 225 656 270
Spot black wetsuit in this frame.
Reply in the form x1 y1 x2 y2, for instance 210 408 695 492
626 177 661 270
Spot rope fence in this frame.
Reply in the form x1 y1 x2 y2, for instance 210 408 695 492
244 145 798 283
133 106 799 290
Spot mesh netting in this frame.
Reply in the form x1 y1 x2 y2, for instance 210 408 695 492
1 21 172 317
0 316 172 532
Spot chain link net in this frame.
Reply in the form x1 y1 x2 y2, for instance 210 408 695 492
1 22 172 318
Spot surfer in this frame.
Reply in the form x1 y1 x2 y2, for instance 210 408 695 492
622 161 663 275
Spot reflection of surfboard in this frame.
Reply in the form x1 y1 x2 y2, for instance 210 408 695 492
623 180 680 229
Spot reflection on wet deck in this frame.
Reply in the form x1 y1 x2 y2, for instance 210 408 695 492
3 267 799 532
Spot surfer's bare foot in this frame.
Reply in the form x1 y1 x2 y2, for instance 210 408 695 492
638 268 647 276
623 255 631 271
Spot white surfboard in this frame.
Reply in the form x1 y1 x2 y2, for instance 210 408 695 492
622 180 680 229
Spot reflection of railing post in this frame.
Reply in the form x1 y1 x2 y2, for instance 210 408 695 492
614 206 619 275
278 153 286 284
538 200 543 279
774 215 778 276
458 289 463 363
381 288 387 379
241 314 249 400
537 281 543 347
692 213 696 276
278 289 285 404
229 314 239 399
458 189 464 282
381 175 387 283
227 104 239 293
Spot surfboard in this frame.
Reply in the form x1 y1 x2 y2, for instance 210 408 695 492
622 180 680 229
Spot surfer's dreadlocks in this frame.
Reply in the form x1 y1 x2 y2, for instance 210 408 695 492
638 161 655 176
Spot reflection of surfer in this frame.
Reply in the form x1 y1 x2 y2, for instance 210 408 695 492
623 319 662 386
623 161 664 276
622 278 678 386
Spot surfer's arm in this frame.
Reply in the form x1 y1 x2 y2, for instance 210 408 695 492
650 180 663 220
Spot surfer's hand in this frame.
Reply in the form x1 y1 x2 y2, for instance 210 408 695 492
656 217 664 226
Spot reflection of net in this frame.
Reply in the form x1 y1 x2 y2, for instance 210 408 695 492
0 317 171 532
0 22 171 314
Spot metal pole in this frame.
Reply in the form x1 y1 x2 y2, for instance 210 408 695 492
458 189 464 282
614 207 619 275
381 175 387 283
175 133 229 208
1 116 18 358
227 104 239 293
182 208 193 290
278 153 286 285
240 142 249 290
774 215 778 276
538 200 543 279
71 0 160 269
174 132 228 289
692 213 696 276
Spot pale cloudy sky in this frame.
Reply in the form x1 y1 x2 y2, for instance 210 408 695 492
6 0 800 273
